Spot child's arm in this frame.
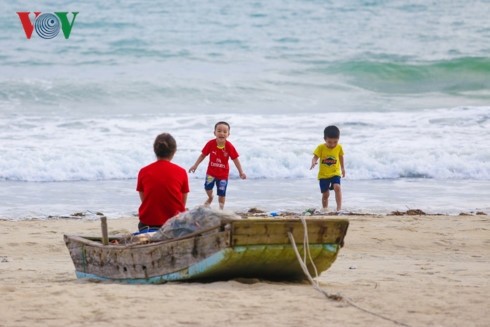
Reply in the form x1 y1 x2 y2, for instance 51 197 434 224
232 158 247 179
340 155 345 177
182 193 188 206
189 154 207 173
310 155 319 170
139 192 144 202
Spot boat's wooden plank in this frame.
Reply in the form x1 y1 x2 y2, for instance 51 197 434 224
66 225 223 249
65 230 231 280
72 243 341 283
230 219 348 246
239 217 347 223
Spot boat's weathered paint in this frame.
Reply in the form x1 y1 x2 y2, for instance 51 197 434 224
73 243 340 284
65 217 349 283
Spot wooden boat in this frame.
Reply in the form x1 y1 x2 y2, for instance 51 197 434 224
64 217 349 284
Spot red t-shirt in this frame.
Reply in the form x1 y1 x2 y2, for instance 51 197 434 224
136 160 189 226
202 139 239 180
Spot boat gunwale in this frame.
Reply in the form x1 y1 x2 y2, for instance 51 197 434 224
64 225 226 249
64 217 349 250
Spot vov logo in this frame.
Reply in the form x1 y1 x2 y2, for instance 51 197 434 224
17 12 79 39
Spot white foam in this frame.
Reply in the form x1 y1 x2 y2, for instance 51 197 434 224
0 107 489 182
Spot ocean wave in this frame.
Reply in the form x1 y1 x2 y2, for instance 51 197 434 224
3 57 489 116
1 108 489 182
316 57 490 95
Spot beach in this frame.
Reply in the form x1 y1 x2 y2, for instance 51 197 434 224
1 213 488 327
2 0 490 326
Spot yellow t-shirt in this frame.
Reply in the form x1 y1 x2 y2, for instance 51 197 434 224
313 144 344 179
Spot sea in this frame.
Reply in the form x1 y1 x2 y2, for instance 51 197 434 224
1 0 489 219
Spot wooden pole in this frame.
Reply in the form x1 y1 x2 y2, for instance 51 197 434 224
101 216 109 245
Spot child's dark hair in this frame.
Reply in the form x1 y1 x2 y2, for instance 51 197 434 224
324 125 340 139
215 121 230 131
153 133 177 158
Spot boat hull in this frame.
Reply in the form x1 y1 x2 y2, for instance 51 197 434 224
64 218 349 283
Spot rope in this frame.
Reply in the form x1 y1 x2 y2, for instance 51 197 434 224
288 216 412 327
288 231 342 301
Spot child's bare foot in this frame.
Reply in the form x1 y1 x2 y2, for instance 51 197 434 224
218 196 225 210
204 196 213 207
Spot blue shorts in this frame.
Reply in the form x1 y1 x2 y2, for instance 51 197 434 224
204 175 228 197
319 176 341 193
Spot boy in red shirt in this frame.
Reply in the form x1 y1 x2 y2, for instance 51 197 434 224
137 133 189 231
189 121 246 209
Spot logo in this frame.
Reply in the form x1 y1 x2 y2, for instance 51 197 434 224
210 160 226 169
322 156 337 166
218 180 227 190
17 12 79 39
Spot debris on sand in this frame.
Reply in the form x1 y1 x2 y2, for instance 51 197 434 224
248 208 266 214
391 209 426 216
459 211 488 216
406 209 426 215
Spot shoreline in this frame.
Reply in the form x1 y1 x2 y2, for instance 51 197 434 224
1 208 487 222
1 214 488 326
1 178 490 220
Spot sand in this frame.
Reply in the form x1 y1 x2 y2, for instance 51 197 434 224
0 214 488 327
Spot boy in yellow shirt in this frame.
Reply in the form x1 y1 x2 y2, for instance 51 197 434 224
310 126 345 212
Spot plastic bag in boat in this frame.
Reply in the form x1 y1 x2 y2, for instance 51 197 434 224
150 206 240 241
